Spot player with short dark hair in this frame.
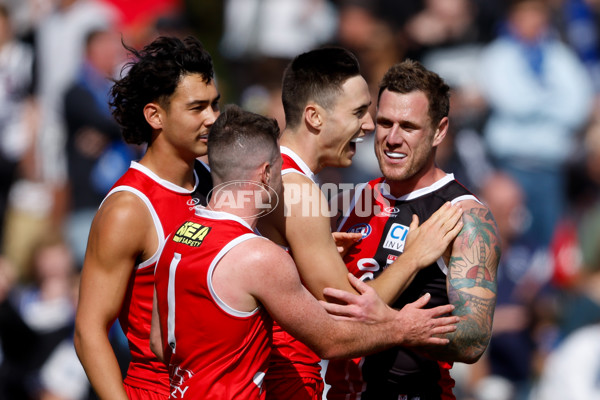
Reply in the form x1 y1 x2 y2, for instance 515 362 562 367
324 59 500 400
258 47 465 399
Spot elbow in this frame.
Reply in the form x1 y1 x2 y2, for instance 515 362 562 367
308 343 332 359
454 337 489 364
316 347 337 360
304 340 343 360
457 351 484 365
73 321 85 358
312 342 355 360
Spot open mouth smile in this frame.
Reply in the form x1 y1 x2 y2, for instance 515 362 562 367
384 150 406 159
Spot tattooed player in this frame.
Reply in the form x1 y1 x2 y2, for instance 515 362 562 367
323 60 500 400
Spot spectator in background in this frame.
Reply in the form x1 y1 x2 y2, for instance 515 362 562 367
37 0 118 234
219 0 337 117
466 172 553 400
0 235 78 400
556 0 600 102
63 27 136 267
0 3 36 271
549 119 600 342
3 0 118 280
477 0 594 247
528 84 600 400
533 321 600 399
331 0 404 186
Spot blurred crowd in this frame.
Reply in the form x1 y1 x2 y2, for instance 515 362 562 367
0 0 599 399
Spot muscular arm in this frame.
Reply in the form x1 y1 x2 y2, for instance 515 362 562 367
420 200 500 363
74 193 155 400
276 173 462 304
217 238 459 360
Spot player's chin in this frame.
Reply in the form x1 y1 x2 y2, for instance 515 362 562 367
339 154 355 168
193 142 208 157
381 167 407 182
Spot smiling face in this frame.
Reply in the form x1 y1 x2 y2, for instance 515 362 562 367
318 75 374 169
375 89 447 193
157 73 220 159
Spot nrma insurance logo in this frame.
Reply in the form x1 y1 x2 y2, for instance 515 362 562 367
207 180 279 219
347 223 372 240
383 223 409 252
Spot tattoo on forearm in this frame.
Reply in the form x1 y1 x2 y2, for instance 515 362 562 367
443 207 501 361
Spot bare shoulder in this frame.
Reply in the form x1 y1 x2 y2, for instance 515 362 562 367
228 236 292 269
225 236 299 291
282 171 315 186
95 191 152 227
87 191 155 264
455 199 499 243
450 197 501 282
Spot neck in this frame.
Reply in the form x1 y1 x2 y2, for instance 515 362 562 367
139 144 197 190
207 190 265 229
386 165 447 198
280 128 321 174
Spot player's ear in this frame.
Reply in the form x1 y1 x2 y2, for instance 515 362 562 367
432 116 449 147
304 103 323 132
144 102 163 130
260 162 271 186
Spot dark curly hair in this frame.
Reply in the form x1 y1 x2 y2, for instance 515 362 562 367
110 36 214 145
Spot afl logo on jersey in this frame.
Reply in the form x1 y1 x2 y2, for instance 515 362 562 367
347 223 372 239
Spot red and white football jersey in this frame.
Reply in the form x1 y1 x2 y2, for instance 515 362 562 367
155 208 271 399
102 160 211 395
265 147 323 389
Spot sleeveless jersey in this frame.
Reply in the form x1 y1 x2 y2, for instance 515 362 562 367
265 147 322 387
154 208 271 400
325 174 478 400
102 160 212 395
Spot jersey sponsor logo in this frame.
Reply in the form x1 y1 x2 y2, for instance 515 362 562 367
386 254 398 265
186 198 201 210
170 365 194 398
383 223 409 252
347 223 372 239
171 385 190 398
173 221 212 247
378 206 401 217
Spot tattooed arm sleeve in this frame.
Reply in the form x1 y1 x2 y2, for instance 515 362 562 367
423 200 500 364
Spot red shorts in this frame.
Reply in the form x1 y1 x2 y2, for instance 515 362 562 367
124 383 169 400
265 376 324 400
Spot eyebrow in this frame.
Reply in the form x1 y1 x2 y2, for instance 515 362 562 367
376 115 392 124
354 101 371 113
187 94 221 108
